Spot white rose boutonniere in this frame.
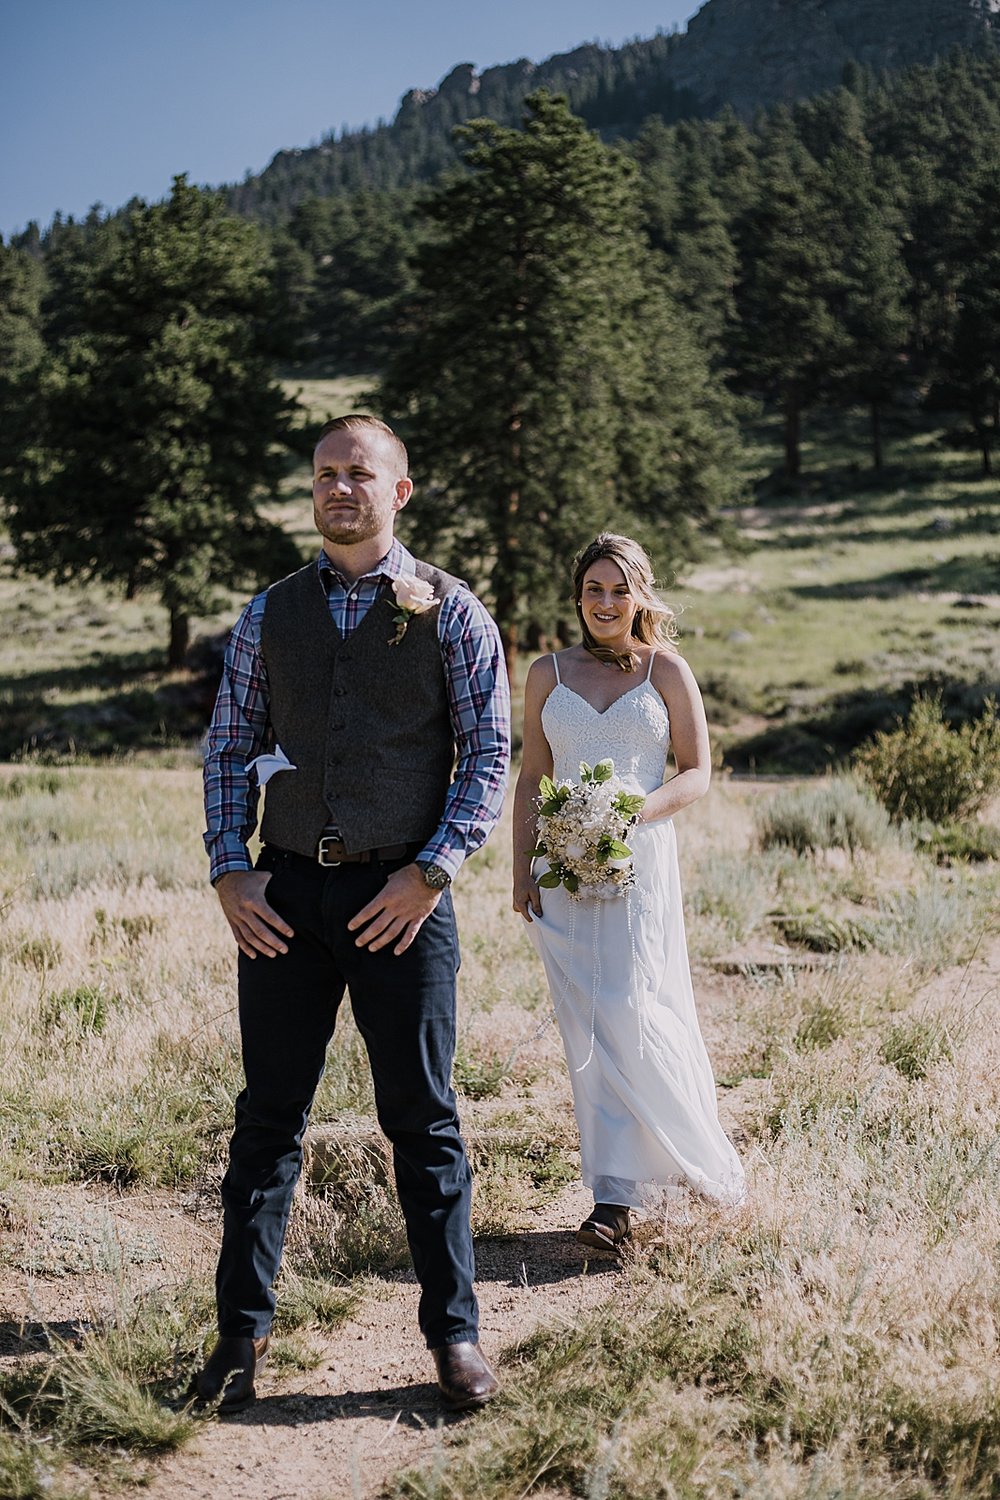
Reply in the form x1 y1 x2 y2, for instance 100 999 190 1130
389 573 440 645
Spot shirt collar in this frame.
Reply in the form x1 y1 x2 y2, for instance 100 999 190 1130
316 538 416 589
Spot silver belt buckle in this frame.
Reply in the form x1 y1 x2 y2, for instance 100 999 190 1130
317 837 342 867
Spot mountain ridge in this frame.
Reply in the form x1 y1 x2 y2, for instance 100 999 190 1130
228 0 999 219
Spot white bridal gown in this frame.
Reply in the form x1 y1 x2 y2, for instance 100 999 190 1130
527 654 746 1210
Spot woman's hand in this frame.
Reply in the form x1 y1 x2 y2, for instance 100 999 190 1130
513 870 543 922
511 655 558 925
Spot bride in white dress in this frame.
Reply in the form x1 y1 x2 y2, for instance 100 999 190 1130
512 534 745 1250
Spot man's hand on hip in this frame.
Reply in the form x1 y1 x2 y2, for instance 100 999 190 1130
348 863 442 956
216 870 294 959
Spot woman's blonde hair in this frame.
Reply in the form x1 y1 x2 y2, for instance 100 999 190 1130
573 533 677 671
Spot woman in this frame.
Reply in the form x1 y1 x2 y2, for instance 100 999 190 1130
512 534 745 1250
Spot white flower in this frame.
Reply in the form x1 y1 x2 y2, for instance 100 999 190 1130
389 574 440 645
392 574 438 612
534 765 645 900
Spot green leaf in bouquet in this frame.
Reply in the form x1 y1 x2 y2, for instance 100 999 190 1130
563 873 579 893
606 839 633 859
579 762 593 782
540 797 565 817
538 775 558 801
591 760 614 783
526 846 547 859
538 870 562 888
614 793 646 818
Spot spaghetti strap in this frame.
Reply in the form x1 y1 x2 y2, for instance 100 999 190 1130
552 653 561 685
645 650 656 681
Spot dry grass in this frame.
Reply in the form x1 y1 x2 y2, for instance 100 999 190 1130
0 762 996 1493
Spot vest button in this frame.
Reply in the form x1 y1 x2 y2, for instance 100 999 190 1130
331 723 344 732
334 687 346 696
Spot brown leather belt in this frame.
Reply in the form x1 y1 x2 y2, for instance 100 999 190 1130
315 837 412 867
265 840 418 869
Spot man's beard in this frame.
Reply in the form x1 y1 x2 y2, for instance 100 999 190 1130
314 502 382 546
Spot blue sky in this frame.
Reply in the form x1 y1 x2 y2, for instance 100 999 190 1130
1 1 701 238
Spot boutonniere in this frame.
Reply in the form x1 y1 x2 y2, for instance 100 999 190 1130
389 573 439 645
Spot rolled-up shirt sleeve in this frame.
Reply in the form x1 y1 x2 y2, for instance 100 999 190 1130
418 589 511 880
203 594 271 884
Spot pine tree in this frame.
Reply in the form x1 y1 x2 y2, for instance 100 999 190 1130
660 123 739 352
0 240 46 478
309 191 416 370
379 92 742 661
632 115 680 255
930 158 1000 474
821 141 910 470
1 178 301 666
0 239 45 383
733 112 849 479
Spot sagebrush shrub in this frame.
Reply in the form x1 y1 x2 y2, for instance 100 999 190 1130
854 694 1000 823
756 777 892 856
880 1018 952 1080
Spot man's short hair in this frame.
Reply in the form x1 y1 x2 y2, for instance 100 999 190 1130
315 414 409 477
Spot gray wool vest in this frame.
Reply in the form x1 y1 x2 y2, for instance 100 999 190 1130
258 558 464 857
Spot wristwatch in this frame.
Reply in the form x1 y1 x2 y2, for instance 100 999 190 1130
418 861 452 891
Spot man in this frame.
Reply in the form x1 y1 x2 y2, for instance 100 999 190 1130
196 413 510 1413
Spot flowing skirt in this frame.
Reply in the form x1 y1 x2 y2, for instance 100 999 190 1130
528 818 745 1209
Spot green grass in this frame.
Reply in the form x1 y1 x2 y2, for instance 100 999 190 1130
2 399 998 771
676 408 1000 771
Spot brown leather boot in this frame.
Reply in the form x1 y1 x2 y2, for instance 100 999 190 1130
431 1340 499 1411
193 1335 269 1412
576 1202 631 1251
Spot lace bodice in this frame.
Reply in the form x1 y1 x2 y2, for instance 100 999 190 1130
541 678 670 796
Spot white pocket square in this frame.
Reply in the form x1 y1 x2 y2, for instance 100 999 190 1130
247 744 298 786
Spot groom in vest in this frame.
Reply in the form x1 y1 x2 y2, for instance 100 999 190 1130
197 414 510 1412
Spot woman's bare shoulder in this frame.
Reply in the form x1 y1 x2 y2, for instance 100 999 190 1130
527 646 586 680
649 646 700 699
525 654 558 684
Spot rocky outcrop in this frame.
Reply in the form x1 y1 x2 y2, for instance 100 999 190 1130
231 0 1000 218
671 0 1000 116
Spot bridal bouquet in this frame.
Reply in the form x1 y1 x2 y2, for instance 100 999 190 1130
532 759 645 899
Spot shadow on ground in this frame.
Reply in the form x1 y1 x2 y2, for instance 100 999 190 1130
218 1380 463 1428
792 554 1000 601
474 1227 624 1289
0 1319 89 1356
725 672 1000 774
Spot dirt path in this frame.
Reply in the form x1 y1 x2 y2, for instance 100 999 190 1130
131 1179 624 1500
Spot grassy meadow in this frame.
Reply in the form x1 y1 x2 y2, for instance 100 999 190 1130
0 764 997 1497
1 400 999 1498
1 395 998 771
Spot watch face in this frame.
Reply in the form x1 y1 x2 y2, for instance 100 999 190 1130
421 863 451 890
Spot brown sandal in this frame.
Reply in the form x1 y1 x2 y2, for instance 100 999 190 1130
576 1202 631 1251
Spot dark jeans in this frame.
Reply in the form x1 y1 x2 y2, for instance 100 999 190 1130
215 847 478 1349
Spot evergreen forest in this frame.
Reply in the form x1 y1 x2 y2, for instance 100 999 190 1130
1 45 999 735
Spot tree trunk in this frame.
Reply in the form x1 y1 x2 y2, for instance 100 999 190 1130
871 400 883 472
501 620 520 682
974 419 992 477
168 608 190 668
783 384 801 479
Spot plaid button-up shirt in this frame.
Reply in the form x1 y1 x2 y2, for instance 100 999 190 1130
203 541 510 884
